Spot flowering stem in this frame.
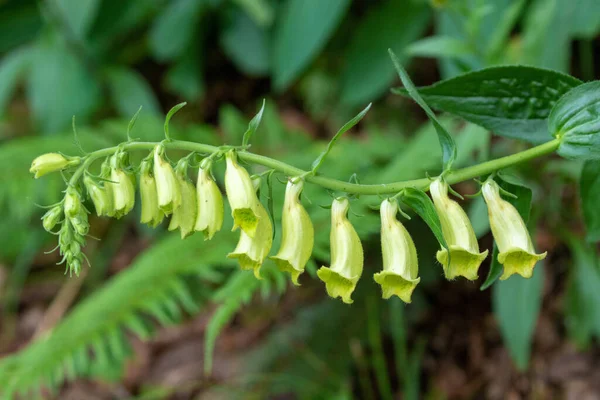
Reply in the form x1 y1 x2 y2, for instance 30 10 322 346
69 138 561 195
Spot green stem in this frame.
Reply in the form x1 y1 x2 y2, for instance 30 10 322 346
69 138 561 195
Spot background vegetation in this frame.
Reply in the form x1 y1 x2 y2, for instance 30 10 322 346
0 0 599 398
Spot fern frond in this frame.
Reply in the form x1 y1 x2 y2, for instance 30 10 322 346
0 233 236 398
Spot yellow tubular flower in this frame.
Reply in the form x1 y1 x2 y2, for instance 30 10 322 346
270 179 314 285
30 153 79 178
110 167 136 219
430 178 488 280
168 170 197 239
139 160 164 227
195 160 224 240
227 198 273 278
84 175 113 217
42 205 63 232
373 199 420 303
224 151 261 237
317 198 363 304
482 179 547 279
64 186 82 219
153 145 181 215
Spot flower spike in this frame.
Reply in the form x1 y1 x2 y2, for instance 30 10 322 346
317 198 364 304
374 198 420 303
430 178 488 280
482 179 547 279
225 151 262 237
270 179 314 285
194 159 224 240
227 179 273 278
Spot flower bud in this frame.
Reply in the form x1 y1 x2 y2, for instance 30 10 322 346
373 199 420 303
317 198 363 304
153 145 181 215
110 164 136 219
270 179 314 285
30 153 79 178
482 179 547 279
194 160 224 240
64 187 82 219
225 151 261 237
42 206 63 232
70 212 89 236
84 175 113 217
430 179 488 280
139 160 164 227
168 173 197 239
227 196 273 278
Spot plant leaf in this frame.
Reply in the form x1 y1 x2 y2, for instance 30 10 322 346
492 260 544 370
273 0 350 90
54 0 101 39
105 67 161 118
580 160 600 241
339 0 429 105
405 36 472 59
400 187 446 251
310 103 371 174
0 47 32 116
550 81 600 160
389 49 457 171
242 99 266 147
480 176 533 290
392 66 582 144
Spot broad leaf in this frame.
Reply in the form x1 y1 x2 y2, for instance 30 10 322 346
389 50 457 171
221 10 270 76
339 0 429 105
405 36 472 59
492 261 544 370
105 67 161 118
580 160 600 242
480 176 533 290
0 48 32 117
393 66 582 144
550 81 600 160
273 0 350 90
400 188 447 252
55 0 101 39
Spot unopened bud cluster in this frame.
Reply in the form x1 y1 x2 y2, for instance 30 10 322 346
32 146 546 302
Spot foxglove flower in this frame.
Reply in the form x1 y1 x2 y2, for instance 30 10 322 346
270 179 314 285
139 160 164 227
482 179 547 279
84 175 113 217
194 160 224 240
431 179 488 280
227 194 273 278
30 153 80 178
42 205 63 232
225 151 261 237
317 198 363 304
64 187 82 219
110 160 135 219
374 199 420 303
153 145 181 214
168 167 197 239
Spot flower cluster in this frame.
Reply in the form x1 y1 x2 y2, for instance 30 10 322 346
31 144 547 303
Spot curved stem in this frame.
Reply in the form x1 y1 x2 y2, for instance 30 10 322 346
69 138 561 195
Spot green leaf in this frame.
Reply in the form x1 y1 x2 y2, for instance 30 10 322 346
550 81 600 160
339 0 429 105
0 47 32 117
221 9 270 76
580 160 600 242
27 33 101 133
242 99 266 147
492 261 544 370
232 0 274 27
570 0 600 38
54 0 101 39
405 36 472 59
165 47 205 101
0 2 42 54
273 0 350 90
105 67 160 119
480 176 532 290
564 237 600 348
148 0 205 61
392 66 582 144
400 187 447 252
389 50 457 171
310 103 371 174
